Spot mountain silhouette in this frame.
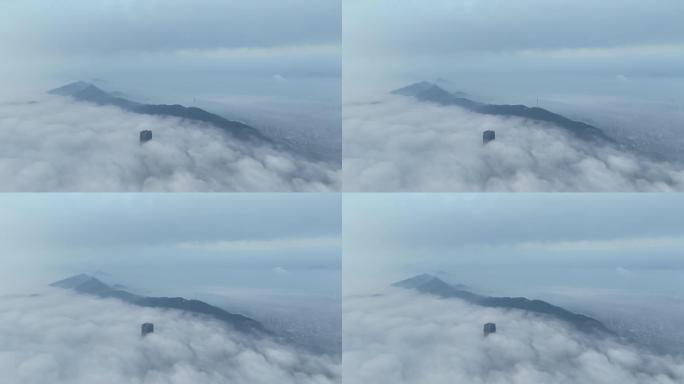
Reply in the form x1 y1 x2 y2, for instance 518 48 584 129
392 82 612 142
51 274 269 335
393 274 612 334
48 81 268 142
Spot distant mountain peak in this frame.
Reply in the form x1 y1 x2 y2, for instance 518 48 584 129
393 81 469 98
50 274 268 335
47 81 94 97
47 81 268 142
393 273 612 335
391 81 612 142
392 273 440 288
75 84 127 104
392 81 440 97
50 273 97 289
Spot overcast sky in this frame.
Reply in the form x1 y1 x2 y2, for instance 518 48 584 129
0 0 340 103
344 193 684 296
344 0 684 104
0 193 340 298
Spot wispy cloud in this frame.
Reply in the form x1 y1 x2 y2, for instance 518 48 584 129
517 235 684 253
177 236 340 253
517 43 684 60
175 44 339 60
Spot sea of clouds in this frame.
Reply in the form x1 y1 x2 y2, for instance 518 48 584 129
0 97 339 191
343 96 684 191
343 288 684 384
0 289 339 384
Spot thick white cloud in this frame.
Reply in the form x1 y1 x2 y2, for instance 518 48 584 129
343 96 684 191
0 97 339 191
343 289 684 384
0 289 339 384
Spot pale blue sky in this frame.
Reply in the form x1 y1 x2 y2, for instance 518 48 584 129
345 0 684 97
0 0 341 109
344 193 684 297
0 193 341 298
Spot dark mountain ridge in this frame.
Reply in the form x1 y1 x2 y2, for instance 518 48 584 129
393 273 612 335
48 81 268 142
51 274 269 335
392 82 613 142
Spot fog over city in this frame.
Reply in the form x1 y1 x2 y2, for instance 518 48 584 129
0 98 338 191
0 194 341 383
2 291 338 384
344 0 684 191
0 0 340 190
343 194 684 382
344 289 684 384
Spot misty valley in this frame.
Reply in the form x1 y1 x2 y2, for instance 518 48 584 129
0 81 339 192
0 274 340 383
344 81 684 191
0 193 342 384
343 274 684 384
3 0 684 383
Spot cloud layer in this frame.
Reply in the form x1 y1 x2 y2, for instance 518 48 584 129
345 0 684 56
343 289 684 384
0 97 339 191
343 96 684 191
0 0 340 56
0 289 339 384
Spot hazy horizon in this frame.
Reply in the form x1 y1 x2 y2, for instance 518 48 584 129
0 193 341 356
343 0 684 192
344 193 684 293
343 193 684 383
0 1 340 128
344 194 684 353
345 0 684 101
0 193 340 293
1 1 340 100
0 1 341 192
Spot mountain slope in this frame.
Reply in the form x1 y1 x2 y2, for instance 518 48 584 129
48 81 92 96
393 274 611 334
392 82 612 142
51 274 268 334
48 81 268 142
